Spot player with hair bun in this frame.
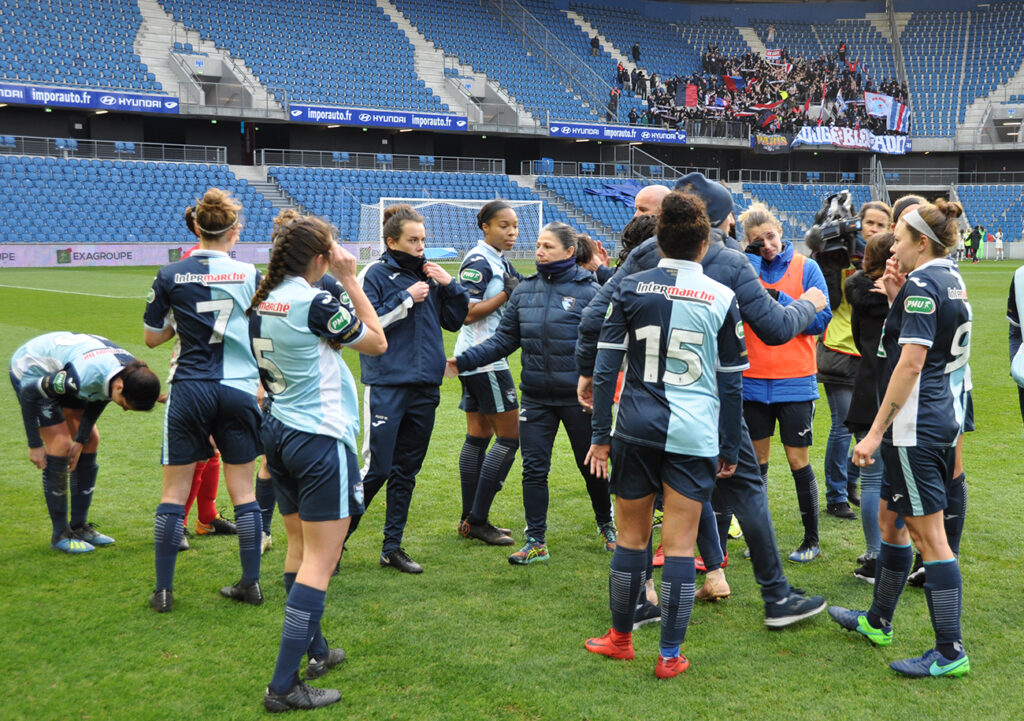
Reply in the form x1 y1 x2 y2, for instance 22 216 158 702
248 213 386 712
452 200 523 547
829 198 973 679
583 191 747 679
345 204 470 574
10 333 160 553
144 187 265 613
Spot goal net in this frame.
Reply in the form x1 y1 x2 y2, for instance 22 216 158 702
357 198 543 262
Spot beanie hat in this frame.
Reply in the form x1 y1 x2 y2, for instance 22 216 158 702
673 172 733 226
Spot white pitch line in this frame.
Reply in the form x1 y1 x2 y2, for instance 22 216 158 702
0 283 143 299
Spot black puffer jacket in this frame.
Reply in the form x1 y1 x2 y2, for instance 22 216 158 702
844 269 889 432
457 263 599 405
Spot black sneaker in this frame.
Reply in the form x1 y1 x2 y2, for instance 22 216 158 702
263 680 341 713
853 558 876 584
847 484 861 507
219 580 264 605
764 589 827 628
380 548 423 574
306 647 346 679
467 521 514 546
632 599 661 630
907 553 926 587
149 588 173 613
826 502 857 520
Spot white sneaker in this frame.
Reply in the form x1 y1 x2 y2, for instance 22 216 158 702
261 532 272 555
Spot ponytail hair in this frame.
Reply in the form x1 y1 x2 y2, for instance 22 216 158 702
184 205 198 237
476 200 513 229
574 233 595 266
194 187 242 240
891 194 926 223
382 204 424 247
248 213 335 316
118 361 160 411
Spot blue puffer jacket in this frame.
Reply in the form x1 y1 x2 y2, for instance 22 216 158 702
457 264 599 405
576 228 820 376
743 240 831 404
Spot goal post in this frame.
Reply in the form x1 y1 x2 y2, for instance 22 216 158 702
358 198 543 261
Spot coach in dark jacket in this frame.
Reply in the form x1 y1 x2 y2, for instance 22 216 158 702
454 222 614 561
575 173 832 627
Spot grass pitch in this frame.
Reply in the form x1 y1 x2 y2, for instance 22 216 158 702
1 262 1023 721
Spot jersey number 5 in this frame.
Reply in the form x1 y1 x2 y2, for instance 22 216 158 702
252 338 287 394
635 325 704 386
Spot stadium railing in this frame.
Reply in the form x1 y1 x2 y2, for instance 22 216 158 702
0 135 227 163
257 149 504 174
521 159 720 181
728 169 871 185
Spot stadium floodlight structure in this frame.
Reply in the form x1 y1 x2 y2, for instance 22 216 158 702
359 198 543 261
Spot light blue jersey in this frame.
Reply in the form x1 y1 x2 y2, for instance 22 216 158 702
11 332 135 402
249 276 366 453
593 259 747 457
453 240 521 375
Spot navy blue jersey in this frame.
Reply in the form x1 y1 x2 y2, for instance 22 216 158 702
878 258 971 447
144 250 261 392
592 259 747 457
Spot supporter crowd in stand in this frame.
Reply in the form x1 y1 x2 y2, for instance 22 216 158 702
612 42 909 136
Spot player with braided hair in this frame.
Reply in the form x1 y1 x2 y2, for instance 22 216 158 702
249 214 386 711
144 187 264 613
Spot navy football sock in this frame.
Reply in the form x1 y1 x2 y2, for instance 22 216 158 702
69 452 98 527
868 540 913 627
924 558 963 657
468 436 518 524
154 502 185 591
255 474 276 533
696 502 723 571
283 572 296 595
234 501 262 586
659 556 696 658
42 454 70 542
609 546 646 633
792 464 819 545
269 583 325 694
283 570 327 658
459 435 489 520
944 472 967 556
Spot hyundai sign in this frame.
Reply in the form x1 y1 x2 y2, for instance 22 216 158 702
548 121 686 145
0 83 179 114
289 104 468 131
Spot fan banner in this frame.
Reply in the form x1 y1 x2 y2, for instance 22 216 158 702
751 132 793 154
792 126 911 154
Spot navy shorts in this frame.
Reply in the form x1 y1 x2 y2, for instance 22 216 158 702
610 437 716 504
743 400 816 447
458 369 518 414
9 371 87 429
163 380 261 465
262 414 364 522
880 442 956 517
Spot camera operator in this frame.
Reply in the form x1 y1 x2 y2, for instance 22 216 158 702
813 199 891 524
740 203 832 564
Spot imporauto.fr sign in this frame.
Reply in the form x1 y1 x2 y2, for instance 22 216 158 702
548 121 687 144
288 104 468 131
0 82 179 114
